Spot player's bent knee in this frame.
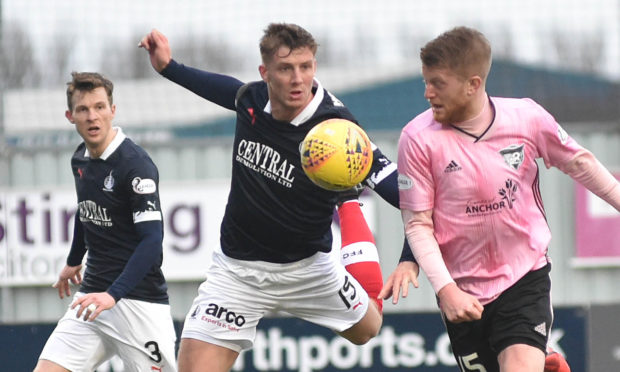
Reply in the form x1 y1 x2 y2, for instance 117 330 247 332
339 327 378 345
339 307 382 345
348 334 373 345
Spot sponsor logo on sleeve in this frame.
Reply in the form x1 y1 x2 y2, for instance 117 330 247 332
557 124 569 144
397 173 413 190
131 177 157 194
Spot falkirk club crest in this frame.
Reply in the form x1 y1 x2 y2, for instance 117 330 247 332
103 170 115 192
499 144 525 170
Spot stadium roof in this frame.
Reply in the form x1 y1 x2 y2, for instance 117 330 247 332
172 59 620 139
5 60 620 147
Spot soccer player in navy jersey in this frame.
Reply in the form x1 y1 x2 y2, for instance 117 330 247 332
34 72 177 372
140 24 418 372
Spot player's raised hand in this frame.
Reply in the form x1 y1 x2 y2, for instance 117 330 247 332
138 28 172 73
52 264 83 299
379 260 420 305
437 282 483 323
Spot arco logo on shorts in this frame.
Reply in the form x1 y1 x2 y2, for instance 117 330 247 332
205 303 246 327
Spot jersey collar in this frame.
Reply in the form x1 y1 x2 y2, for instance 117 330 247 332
84 127 126 160
263 78 324 126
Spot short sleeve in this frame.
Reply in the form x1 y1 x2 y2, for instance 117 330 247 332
528 99 584 170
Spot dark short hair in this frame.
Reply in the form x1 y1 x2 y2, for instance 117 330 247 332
66 71 114 111
420 26 492 81
259 23 318 63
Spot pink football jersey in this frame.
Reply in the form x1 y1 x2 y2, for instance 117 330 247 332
398 97 584 304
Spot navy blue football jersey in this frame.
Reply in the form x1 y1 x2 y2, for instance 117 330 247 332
71 130 169 303
221 81 361 262
162 60 399 263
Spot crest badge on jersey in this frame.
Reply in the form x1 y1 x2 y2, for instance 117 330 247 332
499 144 525 170
103 171 115 192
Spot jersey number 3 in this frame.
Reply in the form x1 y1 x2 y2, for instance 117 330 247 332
145 340 163 363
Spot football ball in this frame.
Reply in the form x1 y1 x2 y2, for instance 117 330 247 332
300 118 373 191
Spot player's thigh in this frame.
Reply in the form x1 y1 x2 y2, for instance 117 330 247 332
447 265 552 372
37 308 110 371
111 300 178 372
498 343 545 372
284 254 373 340
337 300 382 345
446 317 499 372
490 264 552 354
180 262 268 352
177 338 239 372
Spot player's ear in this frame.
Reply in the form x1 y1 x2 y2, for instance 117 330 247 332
259 64 268 82
65 110 75 124
467 76 482 95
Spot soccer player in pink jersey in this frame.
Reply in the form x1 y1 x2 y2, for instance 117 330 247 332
380 26 619 371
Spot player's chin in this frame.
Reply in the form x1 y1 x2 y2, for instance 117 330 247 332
432 112 449 124
285 100 305 113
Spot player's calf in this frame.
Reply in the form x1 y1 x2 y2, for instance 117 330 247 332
337 196 383 313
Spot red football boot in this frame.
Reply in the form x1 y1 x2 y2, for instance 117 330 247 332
544 346 571 372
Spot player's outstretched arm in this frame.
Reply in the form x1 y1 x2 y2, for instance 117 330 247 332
140 38 244 110
561 150 620 211
138 28 172 73
363 146 399 207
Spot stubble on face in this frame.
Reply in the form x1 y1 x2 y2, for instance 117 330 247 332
422 66 472 125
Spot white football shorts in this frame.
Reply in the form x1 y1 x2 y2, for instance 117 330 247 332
181 250 369 352
38 293 177 372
